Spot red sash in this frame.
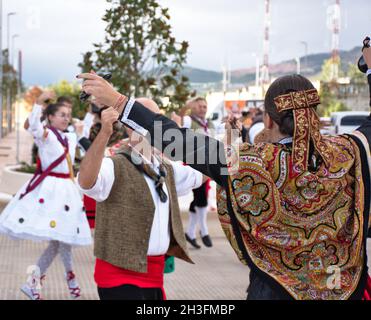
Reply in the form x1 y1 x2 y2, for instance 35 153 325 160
363 275 371 300
94 256 166 299
20 127 70 200
83 195 96 229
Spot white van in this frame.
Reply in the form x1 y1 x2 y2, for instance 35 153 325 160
330 111 369 134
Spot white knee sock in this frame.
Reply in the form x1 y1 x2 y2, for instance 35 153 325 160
186 211 198 239
196 206 209 237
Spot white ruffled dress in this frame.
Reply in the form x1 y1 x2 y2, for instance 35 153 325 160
0 104 92 246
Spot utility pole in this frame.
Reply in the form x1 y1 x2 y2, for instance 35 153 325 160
327 0 341 81
7 12 15 60
11 34 18 66
300 41 308 73
260 0 271 88
16 50 22 164
296 57 301 75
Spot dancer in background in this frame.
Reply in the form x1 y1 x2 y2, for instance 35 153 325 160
0 101 92 300
181 97 214 249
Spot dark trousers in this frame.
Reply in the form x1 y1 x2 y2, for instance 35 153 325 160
189 182 209 212
246 271 289 300
98 284 164 301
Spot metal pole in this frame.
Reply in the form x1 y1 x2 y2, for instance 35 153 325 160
0 0 3 139
6 87 10 134
300 41 308 73
296 57 301 75
11 34 18 66
255 57 260 88
16 50 21 164
7 12 15 61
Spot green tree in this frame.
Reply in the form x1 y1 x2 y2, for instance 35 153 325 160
2 49 20 104
320 57 344 83
347 63 367 85
78 0 194 112
48 80 87 119
318 58 349 117
318 82 348 117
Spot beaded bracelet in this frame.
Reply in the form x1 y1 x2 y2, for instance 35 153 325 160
113 94 128 112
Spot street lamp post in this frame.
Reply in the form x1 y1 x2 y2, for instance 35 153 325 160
9 34 19 133
300 41 308 73
296 57 301 75
5 12 16 136
11 34 19 66
16 50 21 164
7 12 16 61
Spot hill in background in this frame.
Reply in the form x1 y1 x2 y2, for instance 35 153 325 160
183 46 362 85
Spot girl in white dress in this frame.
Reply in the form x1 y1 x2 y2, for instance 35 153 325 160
0 102 92 300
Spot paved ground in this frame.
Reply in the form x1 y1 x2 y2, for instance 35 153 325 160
0 129 370 300
0 214 250 300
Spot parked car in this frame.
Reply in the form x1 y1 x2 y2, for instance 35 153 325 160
320 117 335 135
330 111 369 134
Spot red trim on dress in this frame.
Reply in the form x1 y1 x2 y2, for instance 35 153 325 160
83 195 96 229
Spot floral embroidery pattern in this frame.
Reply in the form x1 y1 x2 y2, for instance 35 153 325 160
217 136 365 300
232 176 269 216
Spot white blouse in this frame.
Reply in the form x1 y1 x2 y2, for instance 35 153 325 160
28 104 77 174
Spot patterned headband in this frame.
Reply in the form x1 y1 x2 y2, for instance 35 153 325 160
274 89 320 113
273 89 330 173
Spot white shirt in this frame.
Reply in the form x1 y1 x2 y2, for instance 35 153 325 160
77 157 203 256
182 115 192 129
82 112 95 139
249 122 265 144
28 104 77 173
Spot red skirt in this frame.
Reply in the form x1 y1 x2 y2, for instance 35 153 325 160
83 195 96 229
94 256 166 300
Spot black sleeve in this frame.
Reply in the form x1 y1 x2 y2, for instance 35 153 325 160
78 137 92 152
241 126 248 143
121 101 228 187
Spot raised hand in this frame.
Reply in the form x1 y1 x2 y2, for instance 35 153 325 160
77 73 122 108
224 113 242 132
36 91 56 109
363 46 371 69
100 107 120 136
73 120 85 138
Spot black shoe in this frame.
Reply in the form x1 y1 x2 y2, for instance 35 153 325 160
201 234 213 248
185 233 201 249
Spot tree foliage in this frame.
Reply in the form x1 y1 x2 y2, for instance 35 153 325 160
49 80 87 119
318 82 348 117
2 49 20 104
78 0 195 112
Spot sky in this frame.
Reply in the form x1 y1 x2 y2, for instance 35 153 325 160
2 0 370 86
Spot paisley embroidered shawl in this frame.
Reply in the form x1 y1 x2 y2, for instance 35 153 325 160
217 135 368 300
